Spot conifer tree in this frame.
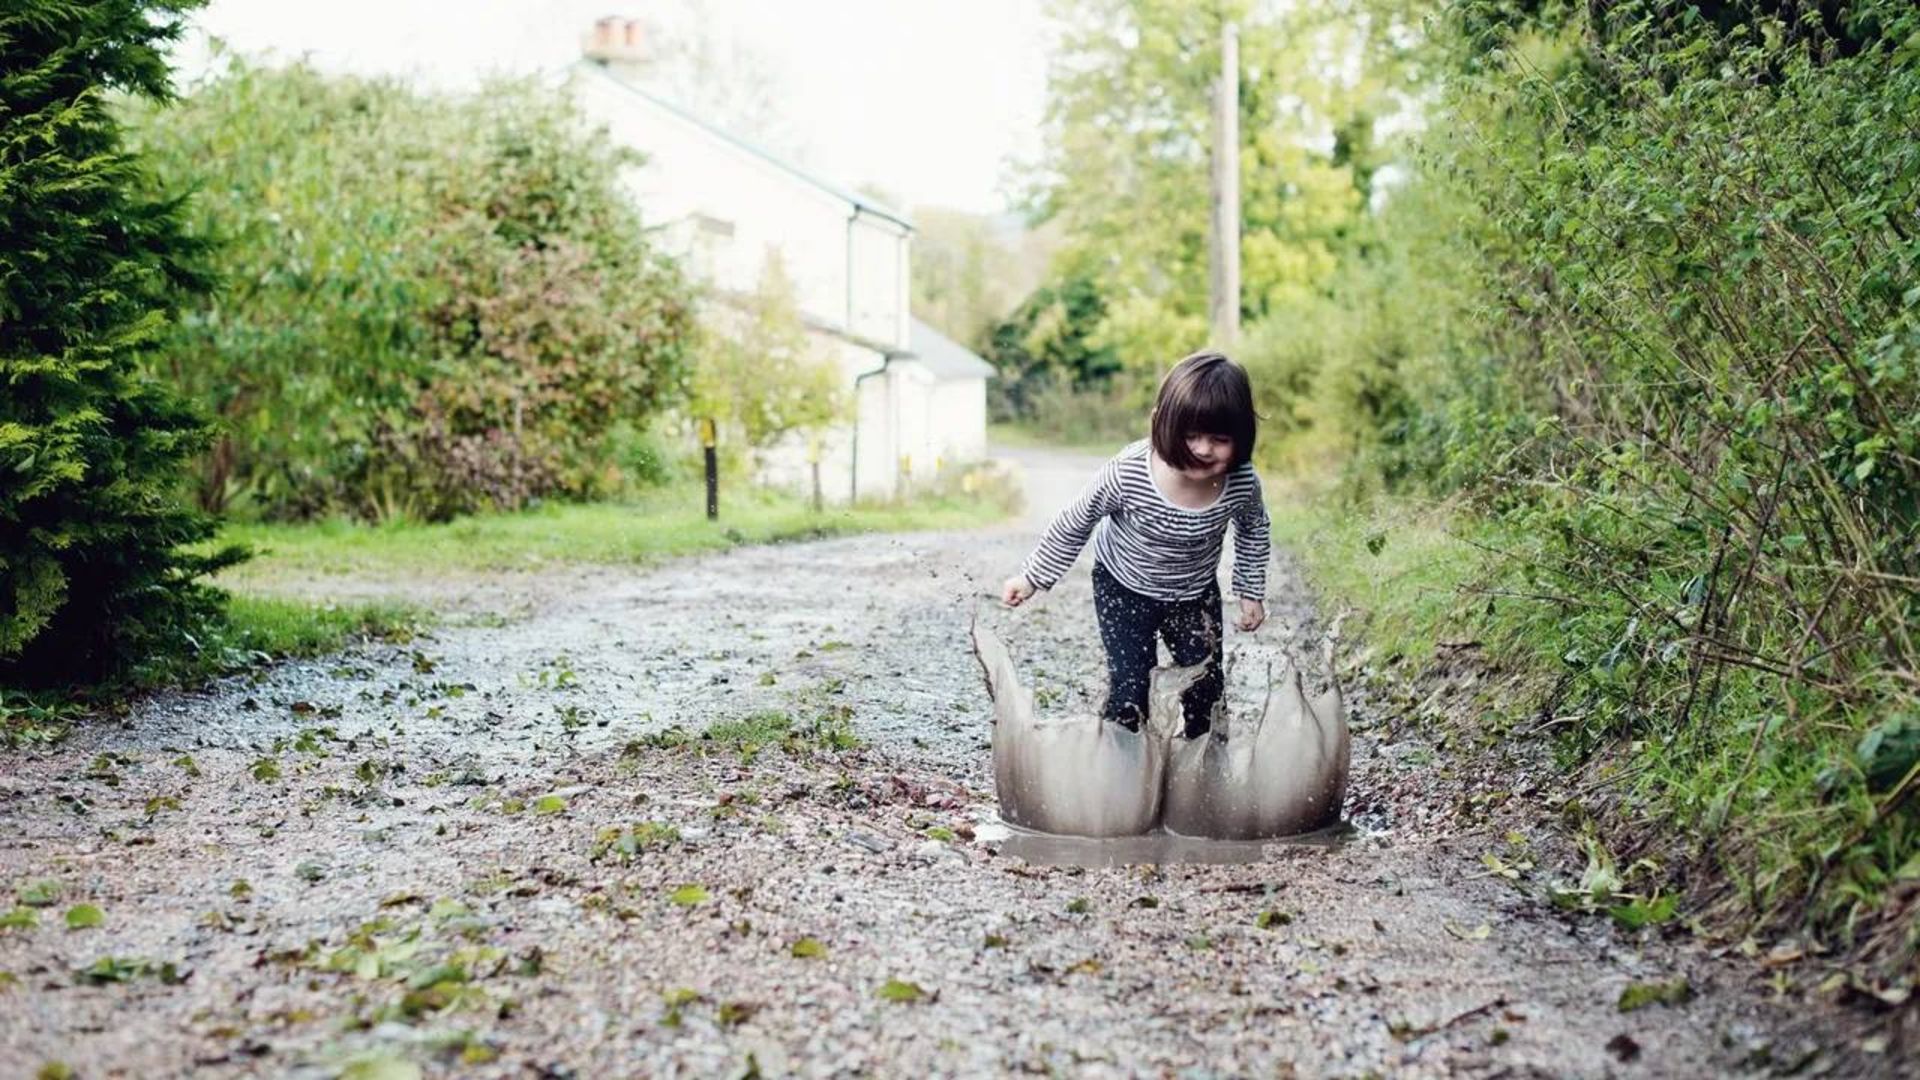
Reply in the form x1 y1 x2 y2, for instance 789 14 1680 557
0 0 238 685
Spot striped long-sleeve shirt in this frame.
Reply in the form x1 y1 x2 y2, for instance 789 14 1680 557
1021 440 1270 602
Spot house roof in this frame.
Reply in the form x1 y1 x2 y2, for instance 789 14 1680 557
907 318 996 381
572 60 913 231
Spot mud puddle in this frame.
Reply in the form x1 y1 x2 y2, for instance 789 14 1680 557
978 812 1361 867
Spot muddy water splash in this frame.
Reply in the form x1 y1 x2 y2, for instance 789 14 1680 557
971 622 1203 836
1162 643 1349 839
971 622 1349 840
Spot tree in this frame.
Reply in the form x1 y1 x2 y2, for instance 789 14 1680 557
1023 2 1342 359
0 0 241 685
1019 0 1424 375
910 208 1060 352
981 272 1120 420
689 254 844 463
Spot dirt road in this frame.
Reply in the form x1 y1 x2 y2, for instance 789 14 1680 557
0 449 1853 1077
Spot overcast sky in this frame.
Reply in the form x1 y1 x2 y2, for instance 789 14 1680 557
174 0 1052 215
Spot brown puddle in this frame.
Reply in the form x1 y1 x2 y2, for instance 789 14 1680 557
975 812 1358 867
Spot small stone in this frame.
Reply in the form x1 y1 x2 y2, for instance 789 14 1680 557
843 830 892 854
1606 1033 1641 1063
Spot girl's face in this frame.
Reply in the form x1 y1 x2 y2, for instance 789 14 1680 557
1181 433 1235 479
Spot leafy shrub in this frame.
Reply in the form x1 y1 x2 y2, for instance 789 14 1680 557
1368 0 1920 945
980 272 1120 422
0 0 244 686
128 61 697 521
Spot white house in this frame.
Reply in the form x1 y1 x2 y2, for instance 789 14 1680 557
900 317 993 468
563 18 990 502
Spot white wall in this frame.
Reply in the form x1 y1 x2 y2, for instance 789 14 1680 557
847 214 908 348
928 377 988 464
568 64 937 503
576 70 827 332
885 364 987 481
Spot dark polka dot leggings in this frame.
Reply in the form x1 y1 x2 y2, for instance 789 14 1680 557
1092 561 1223 738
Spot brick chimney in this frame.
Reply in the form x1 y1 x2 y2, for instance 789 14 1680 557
583 15 646 65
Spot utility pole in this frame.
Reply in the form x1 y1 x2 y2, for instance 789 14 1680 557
1209 19 1241 349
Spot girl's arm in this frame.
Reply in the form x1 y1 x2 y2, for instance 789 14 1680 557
1230 472 1271 603
1019 458 1123 591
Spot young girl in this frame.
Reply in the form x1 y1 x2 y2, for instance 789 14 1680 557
1001 351 1270 739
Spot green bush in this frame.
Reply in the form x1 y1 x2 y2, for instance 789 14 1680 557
127 61 698 521
1358 0 1920 945
0 0 244 687
980 272 1120 422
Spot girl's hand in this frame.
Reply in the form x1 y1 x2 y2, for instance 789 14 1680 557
1236 598 1266 632
1002 575 1037 608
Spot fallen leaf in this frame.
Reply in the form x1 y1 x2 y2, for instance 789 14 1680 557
1618 977 1691 1012
668 884 710 907
337 1054 422 1080
790 937 827 959
64 905 103 930
876 978 927 1003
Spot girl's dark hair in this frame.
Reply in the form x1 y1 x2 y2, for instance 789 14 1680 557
1151 351 1257 470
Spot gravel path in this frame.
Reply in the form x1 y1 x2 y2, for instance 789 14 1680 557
0 449 1864 1078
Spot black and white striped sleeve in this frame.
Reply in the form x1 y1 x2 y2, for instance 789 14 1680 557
1230 474 1271 601
1020 458 1122 590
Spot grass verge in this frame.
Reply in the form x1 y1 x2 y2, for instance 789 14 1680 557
216 484 1011 583
150 594 425 687
1272 484 1919 986
1267 490 1488 665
